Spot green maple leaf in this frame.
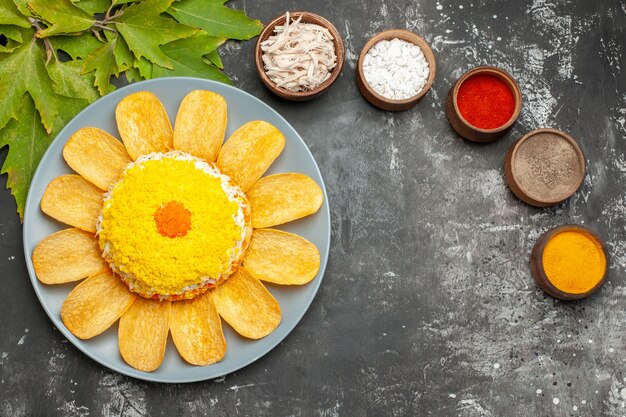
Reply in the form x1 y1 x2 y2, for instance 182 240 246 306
151 58 230 84
48 59 99 101
0 27 57 132
134 56 152 78
161 32 224 60
11 0 32 18
0 95 88 218
0 38 21 53
0 98 54 218
28 0 95 38
0 25 23 42
82 34 118 95
205 49 223 69
168 0 263 40
151 33 229 83
124 66 141 82
73 0 111 15
0 25 22 52
107 30 133 72
50 33 103 60
114 0 197 69
0 0 30 27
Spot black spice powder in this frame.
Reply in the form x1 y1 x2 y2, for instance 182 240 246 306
512 132 584 202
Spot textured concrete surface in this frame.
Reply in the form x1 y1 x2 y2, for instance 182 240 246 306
1 0 625 416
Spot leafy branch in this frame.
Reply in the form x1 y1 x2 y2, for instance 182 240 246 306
0 0 263 218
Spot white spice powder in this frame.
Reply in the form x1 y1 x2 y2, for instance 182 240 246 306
363 38 430 100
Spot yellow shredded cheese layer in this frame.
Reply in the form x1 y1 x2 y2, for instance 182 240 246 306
98 153 246 297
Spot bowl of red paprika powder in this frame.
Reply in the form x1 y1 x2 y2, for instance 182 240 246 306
446 66 522 142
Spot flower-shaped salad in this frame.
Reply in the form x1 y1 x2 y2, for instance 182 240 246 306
33 90 323 372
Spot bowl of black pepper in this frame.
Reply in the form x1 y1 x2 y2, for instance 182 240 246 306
505 128 586 207
255 11 345 101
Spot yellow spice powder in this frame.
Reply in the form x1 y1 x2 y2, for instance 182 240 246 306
542 230 606 294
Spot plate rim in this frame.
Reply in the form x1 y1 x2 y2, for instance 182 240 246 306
22 77 331 383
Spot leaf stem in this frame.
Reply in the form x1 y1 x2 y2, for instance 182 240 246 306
92 6 122 40
91 6 123 41
106 11 124 22
105 4 114 20
91 27 105 42
28 17 55 64
93 22 116 32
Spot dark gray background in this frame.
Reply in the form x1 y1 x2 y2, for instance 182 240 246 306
1 0 625 415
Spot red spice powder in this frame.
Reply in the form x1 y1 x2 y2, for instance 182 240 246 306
456 74 515 130
154 201 192 238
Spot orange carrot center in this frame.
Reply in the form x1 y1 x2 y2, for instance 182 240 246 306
154 201 192 238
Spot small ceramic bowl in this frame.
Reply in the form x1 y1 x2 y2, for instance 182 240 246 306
254 11 345 101
446 66 522 142
530 225 608 301
356 29 436 111
505 128 586 207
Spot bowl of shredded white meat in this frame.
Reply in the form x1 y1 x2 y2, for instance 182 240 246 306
255 11 345 101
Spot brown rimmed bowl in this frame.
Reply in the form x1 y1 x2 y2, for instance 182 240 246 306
446 66 522 142
505 128 586 207
254 11 345 101
356 29 436 111
530 225 608 301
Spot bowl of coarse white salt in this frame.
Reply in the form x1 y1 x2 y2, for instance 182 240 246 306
356 29 436 111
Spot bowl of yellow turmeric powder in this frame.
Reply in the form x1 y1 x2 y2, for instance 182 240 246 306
530 225 608 300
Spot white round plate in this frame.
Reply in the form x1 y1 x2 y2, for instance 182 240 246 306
23 78 330 383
